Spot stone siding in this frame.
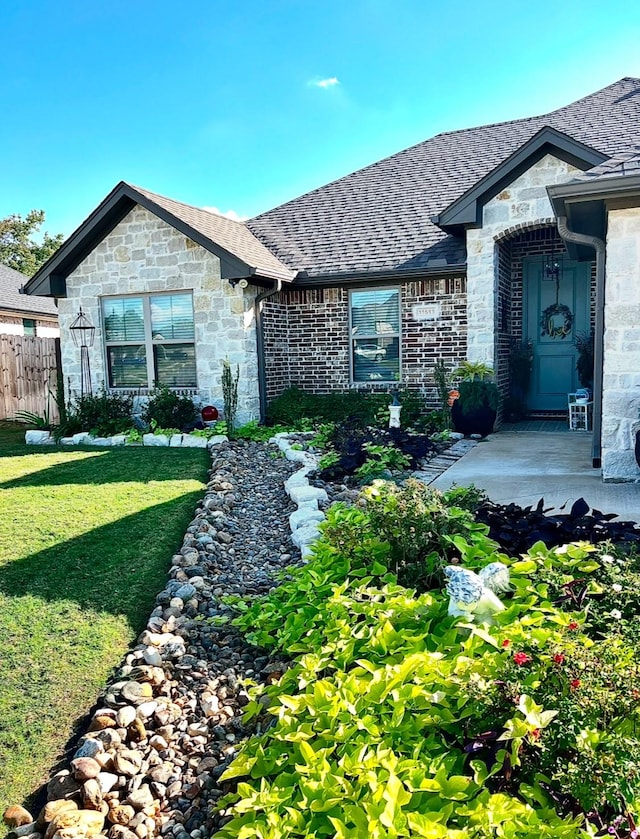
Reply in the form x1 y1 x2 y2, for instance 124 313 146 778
59 205 261 423
466 154 583 369
262 277 467 409
601 206 640 482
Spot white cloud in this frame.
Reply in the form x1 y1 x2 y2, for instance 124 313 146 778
202 206 248 222
309 76 340 89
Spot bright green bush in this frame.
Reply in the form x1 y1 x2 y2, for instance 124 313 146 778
221 489 640 838
266 386 426 429
66 388 133 436
142 384 196 430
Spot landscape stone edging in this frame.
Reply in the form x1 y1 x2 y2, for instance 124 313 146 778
270 433 326 559
24 431 229 450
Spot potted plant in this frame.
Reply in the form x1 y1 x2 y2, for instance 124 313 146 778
506 340 533 422
575 331 594 391
450 361 500 437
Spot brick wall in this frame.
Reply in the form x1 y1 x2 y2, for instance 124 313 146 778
262 275 468 409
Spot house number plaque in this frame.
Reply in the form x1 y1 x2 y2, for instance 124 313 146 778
412 303 441 321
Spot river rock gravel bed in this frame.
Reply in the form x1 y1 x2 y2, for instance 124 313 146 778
6 441 299 839
5 432 478 839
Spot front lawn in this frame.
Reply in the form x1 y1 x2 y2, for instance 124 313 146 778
0 427 208 825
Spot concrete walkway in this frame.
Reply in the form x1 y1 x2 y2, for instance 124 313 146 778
430 431 640 522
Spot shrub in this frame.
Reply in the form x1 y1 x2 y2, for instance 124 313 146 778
362 479 498 590
221 358 240 437
66 388 133 436
142 385 197 430
266 386 426 429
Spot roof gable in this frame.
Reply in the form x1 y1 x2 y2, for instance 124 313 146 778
25 182 295 297
433 127 607 231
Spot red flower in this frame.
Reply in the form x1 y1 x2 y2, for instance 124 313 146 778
513 652 531 666
570 678 581 690
530 728 541 740
553 654 565 665
568 621 579 631
501 639 511 648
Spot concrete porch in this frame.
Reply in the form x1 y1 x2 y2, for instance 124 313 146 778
431 431 640 522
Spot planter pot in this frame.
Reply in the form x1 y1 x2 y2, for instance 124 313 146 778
451 400 497 437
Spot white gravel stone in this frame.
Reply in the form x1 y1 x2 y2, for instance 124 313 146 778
206 435 228 448
143 433 169 446
289 508 325 531
288 485 328 505
291 523 321 548
25 430 51 444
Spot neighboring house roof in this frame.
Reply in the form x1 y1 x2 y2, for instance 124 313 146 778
0 262 58 317
25 181 296 298
247 77 640 278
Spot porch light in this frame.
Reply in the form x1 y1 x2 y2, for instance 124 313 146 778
69 308 96 348
69 308 96 397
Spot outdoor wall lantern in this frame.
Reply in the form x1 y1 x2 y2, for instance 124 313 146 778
69 307 96 397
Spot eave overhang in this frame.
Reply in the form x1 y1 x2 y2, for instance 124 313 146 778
432 127 608 233
548 173 640 260
293 263 467 289
23 181 294 298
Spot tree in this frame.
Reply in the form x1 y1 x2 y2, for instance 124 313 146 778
0 210 64 277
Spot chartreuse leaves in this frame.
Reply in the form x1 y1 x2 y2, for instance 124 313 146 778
217 497 626 837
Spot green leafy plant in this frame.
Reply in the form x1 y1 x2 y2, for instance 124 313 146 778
148 419 181 436
66 387 133 437
222 498 640 838
221 358 240 438
11 408 53 430
508 340 534 420
432 359 452 430
141 384 196 431
455 360 495 381
125 427 143 443
574 331 594 389
354 442 411 484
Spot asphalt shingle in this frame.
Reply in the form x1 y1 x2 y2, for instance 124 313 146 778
0 262 58 317
247 77 640 278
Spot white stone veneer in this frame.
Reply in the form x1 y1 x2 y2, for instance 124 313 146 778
601 206 640 482
466 154 582 367
59 205 261 423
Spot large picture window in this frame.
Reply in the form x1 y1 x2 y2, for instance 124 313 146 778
102 293 196 389
350 287 401 382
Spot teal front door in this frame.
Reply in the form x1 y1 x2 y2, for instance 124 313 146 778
524 257 590 412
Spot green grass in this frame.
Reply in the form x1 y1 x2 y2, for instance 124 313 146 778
0 423 209 824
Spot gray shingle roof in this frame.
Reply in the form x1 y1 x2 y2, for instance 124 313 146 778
573 144 640 182
0 262 58 317
247 77 640 278
128 184 296 282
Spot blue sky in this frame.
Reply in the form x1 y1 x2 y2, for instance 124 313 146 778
2 0 640 239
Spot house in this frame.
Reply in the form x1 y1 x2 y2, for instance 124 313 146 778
0 262 59 337
24 77 640 481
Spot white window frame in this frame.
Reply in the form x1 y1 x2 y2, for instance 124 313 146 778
348 285 402 384
101 291 197 392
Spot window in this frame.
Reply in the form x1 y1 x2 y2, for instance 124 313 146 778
350 288 401 382
102 293 196 389
23 318 36 336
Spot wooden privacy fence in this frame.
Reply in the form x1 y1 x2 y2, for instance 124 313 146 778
0 335 60 423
